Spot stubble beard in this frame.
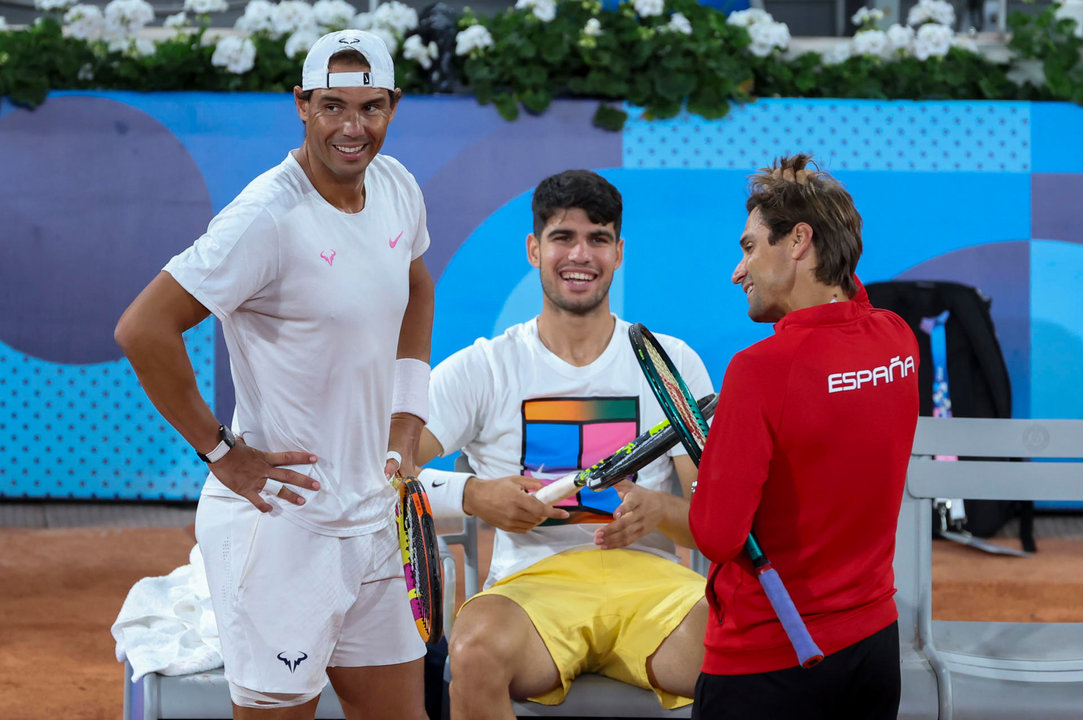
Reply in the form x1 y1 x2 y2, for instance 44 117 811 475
540 274 610 317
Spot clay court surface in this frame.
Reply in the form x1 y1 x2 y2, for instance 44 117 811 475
1 504 1081 719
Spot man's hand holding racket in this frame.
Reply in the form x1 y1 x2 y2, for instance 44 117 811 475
463 475 570 532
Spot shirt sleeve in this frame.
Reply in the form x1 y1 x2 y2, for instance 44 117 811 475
425 341 493 460
689 348 776 565
163 204 279 321
410 183 431 261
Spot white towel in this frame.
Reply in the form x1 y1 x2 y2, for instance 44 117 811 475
112 544 223 681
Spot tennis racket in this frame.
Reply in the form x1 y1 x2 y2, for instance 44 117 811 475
629 323 824 669
393 474 443 644
533 393 718 505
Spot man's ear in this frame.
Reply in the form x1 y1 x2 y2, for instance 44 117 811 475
791 222 814 260
526 233 541 268
294 86 309 122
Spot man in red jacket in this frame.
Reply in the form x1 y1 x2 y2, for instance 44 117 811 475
689 154 919 720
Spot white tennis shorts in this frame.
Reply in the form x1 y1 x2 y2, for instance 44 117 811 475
194 495 426 696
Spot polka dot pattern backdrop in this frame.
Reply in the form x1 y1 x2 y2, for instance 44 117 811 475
0 320 215 500
622 99 1032 173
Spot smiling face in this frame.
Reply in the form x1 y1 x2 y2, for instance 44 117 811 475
293 55 400 188
732 207 798 323
528 207 623 318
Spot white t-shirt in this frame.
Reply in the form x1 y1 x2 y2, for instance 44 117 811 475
425 317 713 587
165 152 430 536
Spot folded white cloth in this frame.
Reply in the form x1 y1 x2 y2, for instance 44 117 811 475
112 544 223 681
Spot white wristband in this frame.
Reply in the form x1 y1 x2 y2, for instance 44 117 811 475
417 469 472 518
392 358 430 424
386 450 403 467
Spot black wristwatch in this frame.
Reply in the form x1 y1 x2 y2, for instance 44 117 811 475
197 424 236 463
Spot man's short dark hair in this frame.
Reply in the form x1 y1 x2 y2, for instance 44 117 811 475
532 170 622 237
746 154 862 296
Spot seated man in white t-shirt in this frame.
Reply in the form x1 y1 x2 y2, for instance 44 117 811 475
416 170 713 719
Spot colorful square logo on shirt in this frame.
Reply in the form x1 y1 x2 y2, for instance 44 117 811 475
521 397 639 524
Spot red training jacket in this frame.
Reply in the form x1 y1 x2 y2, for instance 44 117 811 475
690 279 919 674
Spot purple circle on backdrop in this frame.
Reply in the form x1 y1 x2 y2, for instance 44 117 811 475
0 96 213 364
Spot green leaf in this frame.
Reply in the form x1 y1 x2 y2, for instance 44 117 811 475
592 103 627 131
493 92 520 121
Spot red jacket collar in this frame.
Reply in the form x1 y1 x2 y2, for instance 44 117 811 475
774 276 870 333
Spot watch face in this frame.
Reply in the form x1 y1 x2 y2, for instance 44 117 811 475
221 425 236 447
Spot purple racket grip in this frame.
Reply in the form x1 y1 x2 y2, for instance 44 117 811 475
758 566 824 668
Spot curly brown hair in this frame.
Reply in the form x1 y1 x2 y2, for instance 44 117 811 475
746 154 862 297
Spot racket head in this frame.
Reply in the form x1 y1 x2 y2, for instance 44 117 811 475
395 476 444 644
628 323 711 463
584 392 718 491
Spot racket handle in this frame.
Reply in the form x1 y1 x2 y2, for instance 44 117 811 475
757 566 824 668
533 472 581 505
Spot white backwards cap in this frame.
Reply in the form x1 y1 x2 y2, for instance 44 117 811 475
301 29 396 92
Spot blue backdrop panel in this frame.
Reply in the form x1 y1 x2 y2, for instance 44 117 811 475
1 94 1080 500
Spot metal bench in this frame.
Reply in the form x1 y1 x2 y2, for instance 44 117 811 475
896 416 1083 720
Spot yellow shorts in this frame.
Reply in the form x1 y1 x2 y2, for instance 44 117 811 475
461 548 705 709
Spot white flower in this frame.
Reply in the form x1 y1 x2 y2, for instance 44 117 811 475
164 11 187 27
312 0 355 28
211 34 257 73
726 8 770 28
455 23 493 56
746 17 789 56
402 34 438 69
373 0 418 35
583 17 602 36
851 28 888 57
885 23 914 56
1055 0 1083 39
851 7 883 27
103 0 155 32
35 0 76 12
368 26 398 55
532 0 556 22
515 0 556 22
632 0 664 19
824 40 852 65
184 0 228 14
63 3 104 39
665 11 692 35
133 36 156 55
107 35 132 52
235 0 277 33
952 33 978 53
351 11 375 30
284 26 319 57
912 21 953 60
907 0 955 27
273 0 317 37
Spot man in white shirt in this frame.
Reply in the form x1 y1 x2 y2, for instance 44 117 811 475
417 170 713 719
115 30 433 720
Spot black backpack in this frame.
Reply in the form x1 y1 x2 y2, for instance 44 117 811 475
866 280 1035 551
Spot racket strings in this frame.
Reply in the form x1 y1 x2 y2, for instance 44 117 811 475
645 341 709 446
404 490 439 636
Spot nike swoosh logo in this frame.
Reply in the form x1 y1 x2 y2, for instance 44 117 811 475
432 480 446 487
389 231 403 248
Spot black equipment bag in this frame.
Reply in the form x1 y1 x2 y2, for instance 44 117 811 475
866 280 1035 551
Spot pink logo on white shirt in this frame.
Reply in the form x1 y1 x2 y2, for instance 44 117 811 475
320 250 336 266
389 232 403 249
